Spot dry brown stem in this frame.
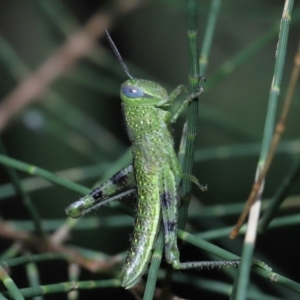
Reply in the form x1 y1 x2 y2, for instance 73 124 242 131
230 40 300 239
0 1 141 132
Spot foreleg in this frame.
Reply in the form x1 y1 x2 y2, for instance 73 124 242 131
170 86 204 123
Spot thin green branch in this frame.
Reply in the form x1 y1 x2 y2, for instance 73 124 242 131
0 141 45 237
25 262 43 300
178 230 300 294
259 155 300 231
0 265 25 300
232 1 294 299
67 263 80 300
2 279 119 299
199 0 221 75
143 231 164 300
0 154 90 196
179 0 201 226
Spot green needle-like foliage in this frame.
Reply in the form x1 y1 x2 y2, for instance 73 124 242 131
234 1 295 299
0 1 299 299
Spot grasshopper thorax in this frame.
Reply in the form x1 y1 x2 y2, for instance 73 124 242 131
120 79 169 107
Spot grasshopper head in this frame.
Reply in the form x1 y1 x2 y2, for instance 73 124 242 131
105 30 169 107
120 79 169 107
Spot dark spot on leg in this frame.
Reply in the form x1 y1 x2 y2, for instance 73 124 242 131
112 170 129 187
161 192 172 207
167 221 176 232
90 187 103 201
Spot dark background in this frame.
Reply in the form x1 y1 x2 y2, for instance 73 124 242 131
0 1 299 299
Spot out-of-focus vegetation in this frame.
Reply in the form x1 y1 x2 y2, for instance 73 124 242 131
0 1 299 299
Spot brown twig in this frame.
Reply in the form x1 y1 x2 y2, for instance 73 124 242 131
0 1 141 132
0 219 32 241
0 218 123 273
230 39 300 239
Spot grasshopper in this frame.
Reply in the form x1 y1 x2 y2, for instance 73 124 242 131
66 30 238 289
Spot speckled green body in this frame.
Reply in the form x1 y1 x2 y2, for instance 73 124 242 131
119 79 182 288
120 108 179 287
66 78 205 289
65 31 238 290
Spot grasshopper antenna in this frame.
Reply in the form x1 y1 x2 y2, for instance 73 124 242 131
105 28 134 80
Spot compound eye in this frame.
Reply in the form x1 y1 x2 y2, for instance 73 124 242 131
122 86 144 98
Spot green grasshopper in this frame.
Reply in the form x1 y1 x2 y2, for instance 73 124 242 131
66 30 238 289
